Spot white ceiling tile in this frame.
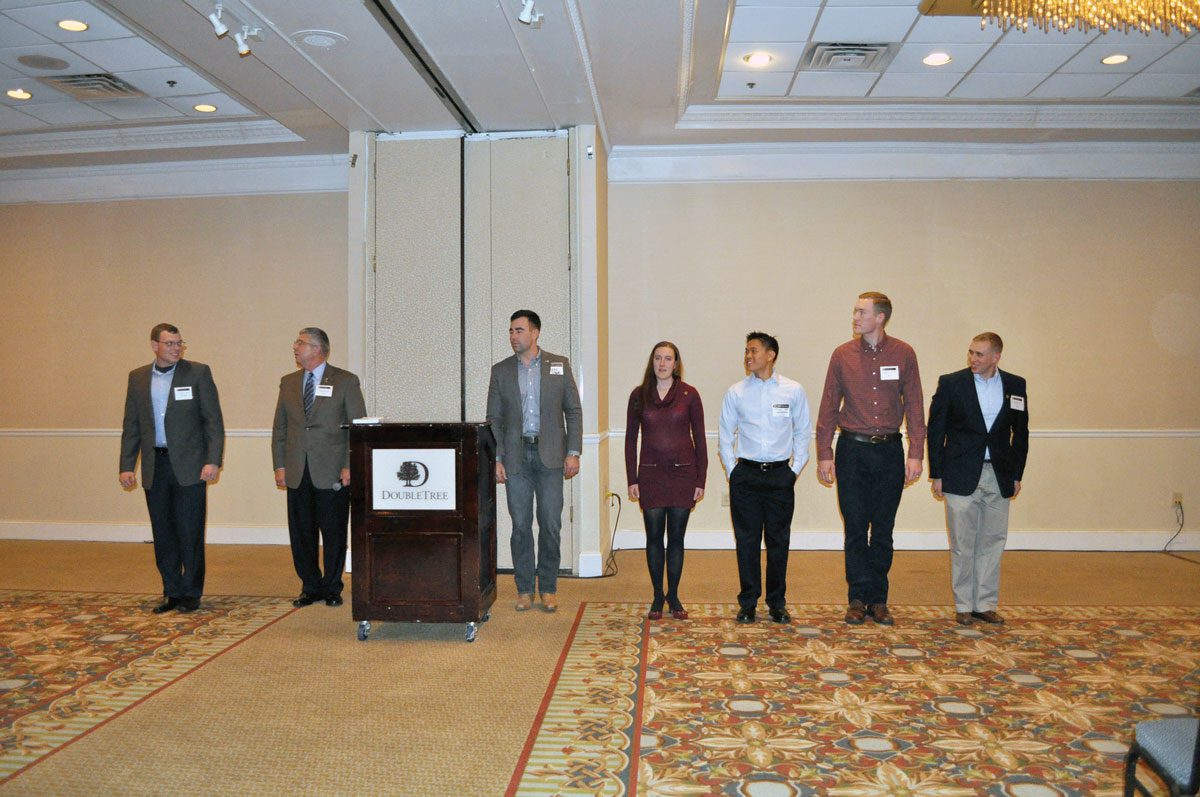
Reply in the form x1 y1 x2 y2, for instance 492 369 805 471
17 100 113 124
4 1 133 43
1060 41 1178 73
723 42 808 72
160 92 254 117
870 71 962 97
0 62 18 79
823 0 916 5
729 7 818 41
811 7 919 42
115 66 218 98
973 43 1080 72
734 0 822 6
83 96 181 120
1028 72 1128 97
0 75 72 104
996 27 1097 45
1145 40 1200 74
718 71 795 97
0 102 45 129
949 72 1044 97
905 15 1004 44
66 37 179 72
0 43 101 75
0 14 50 47
788 70 877 96
1107 72 1200 97
888 42 991 72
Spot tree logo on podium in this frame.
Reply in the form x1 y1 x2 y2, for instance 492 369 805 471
397 461 429 487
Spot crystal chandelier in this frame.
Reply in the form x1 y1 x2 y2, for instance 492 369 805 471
978 0 1200 34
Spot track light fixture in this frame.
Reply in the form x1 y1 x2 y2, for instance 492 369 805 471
517 0 543 26
208 4 228 38
234 26 261 57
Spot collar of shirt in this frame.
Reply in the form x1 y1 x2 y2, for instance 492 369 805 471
973 370 1001 388
518 351 541 371
307 361 327 384
746 372 778 387
858 331 889 353
151 362 176 377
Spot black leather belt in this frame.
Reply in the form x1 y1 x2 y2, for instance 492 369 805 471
842 431 902 444
522 435 539 445
738 458 789 471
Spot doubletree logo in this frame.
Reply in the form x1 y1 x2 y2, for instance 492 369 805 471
397 461 429 487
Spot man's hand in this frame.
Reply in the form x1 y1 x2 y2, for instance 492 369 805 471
340 467 351 486
200 464 219 482
931 478 943 499
1013 480 1021 497
564 455 580 480
628 483 640 501
693 487 704 502
495 462 507 484
274 468 286 488
904 457 923 485
119 471 137 489
817 459 835 485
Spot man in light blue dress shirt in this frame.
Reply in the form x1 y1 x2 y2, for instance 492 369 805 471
718 332 812 625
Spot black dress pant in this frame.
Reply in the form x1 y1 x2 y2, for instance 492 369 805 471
729 461 795 611
287 462 350 598
145 448 207 600
836 436 904 605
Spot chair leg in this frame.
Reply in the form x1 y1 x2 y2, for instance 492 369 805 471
1124 746 1149 797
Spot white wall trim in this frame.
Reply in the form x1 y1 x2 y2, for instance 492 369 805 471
608 141 1200 183
0 521 289 545
0 154 348 204
613 528 1200 552
377 130 466 141
0 428 271 437
0 119 301 159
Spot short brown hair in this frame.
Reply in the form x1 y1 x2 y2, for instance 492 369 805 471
858 292 892 324
973 331 1003 353
150 323 179 342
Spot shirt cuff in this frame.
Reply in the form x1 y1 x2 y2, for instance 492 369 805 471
567 450 581 457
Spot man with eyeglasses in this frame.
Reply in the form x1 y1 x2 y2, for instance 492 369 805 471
272 328 367 608
120 323 225 614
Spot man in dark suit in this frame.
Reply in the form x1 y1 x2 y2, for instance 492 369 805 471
272 327 367 608
120 323 225 614
928 332 1029 626
486 310 583 613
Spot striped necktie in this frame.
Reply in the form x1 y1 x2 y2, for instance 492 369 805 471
303 371 315 416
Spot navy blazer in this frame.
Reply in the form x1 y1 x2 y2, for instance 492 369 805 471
927 368 1028 499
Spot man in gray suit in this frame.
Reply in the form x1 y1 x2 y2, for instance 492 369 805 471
272 327 367 608
487 310 583 613
120 323 225 614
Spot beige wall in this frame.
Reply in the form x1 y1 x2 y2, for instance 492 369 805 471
608 180 1200 543
0 193 348 533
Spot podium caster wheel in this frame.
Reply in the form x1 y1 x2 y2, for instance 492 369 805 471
357 621 371 642
466 622 478 642
482 611 491 623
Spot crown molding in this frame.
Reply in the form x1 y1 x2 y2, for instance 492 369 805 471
0 119 301 159
0 154 348 204
608 140 1200 182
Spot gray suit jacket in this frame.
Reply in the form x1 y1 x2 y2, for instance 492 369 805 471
272 363 367 489
120 360 225 489
486 349 583 473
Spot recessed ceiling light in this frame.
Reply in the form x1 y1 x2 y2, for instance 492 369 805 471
290 29 349 49
742 51 773 68
6 88 33 100
193 103 218 113
1101 53 1129 65
58 19 89 32
923 52 953 67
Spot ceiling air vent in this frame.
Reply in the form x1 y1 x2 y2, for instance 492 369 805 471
36 73 146 101
801 42 897 72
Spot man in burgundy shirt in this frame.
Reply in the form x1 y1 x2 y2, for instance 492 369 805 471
816 292 926 626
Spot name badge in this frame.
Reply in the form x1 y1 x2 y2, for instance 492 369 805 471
549 363 564 376
772 403 790 418
315 384 334 398
173 386 193 400
1010 395 1025 411
879 365 899 381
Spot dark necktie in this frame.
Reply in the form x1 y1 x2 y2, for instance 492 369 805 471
303 371 315 416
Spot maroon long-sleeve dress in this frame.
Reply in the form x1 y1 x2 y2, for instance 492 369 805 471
625 380 707 510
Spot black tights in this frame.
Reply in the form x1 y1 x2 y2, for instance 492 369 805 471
643 506 691 610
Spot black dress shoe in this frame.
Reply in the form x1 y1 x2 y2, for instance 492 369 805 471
176 597 200 613
769 606 791 624
735 608 755 624
325 595 343 607
292 594 317 607
152 597 179 614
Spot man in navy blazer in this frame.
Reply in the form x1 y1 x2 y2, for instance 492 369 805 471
120 323 225 613
927 332 1028 626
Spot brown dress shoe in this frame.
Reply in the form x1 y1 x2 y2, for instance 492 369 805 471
515 593 533 611
540 593 558 613
955 612 974 626
845 599 868 625
971 610 1004 624
869 603 894 625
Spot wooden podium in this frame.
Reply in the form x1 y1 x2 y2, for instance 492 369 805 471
349 422 497 642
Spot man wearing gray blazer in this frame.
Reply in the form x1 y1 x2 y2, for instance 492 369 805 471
120 323 225 614
487 310 583 613
272 328 367 608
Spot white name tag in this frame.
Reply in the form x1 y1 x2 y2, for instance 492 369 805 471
173 386 193 400
315 384 334 397
879 365 899 381
1010 395 1025 411
772 403 790 418
549 363 564 376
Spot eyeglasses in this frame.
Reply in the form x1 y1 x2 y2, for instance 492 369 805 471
294 339 318 348
157 340 185 349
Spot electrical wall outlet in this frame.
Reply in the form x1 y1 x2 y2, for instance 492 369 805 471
721 490 730 507
1172 492 1183 506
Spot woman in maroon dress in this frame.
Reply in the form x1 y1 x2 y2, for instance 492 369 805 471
626 342 707 620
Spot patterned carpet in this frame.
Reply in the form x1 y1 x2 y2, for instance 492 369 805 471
507 603 1200 796
0 590 295 783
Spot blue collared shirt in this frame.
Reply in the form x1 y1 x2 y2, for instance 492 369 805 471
974 370 1003 459
150 363 176 447
303 361 328 401
517 351 541 437
718 371 812 476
